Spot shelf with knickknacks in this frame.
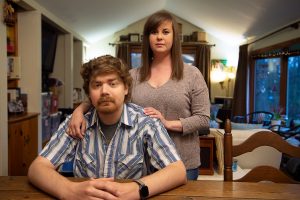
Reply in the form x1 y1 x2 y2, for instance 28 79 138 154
3 0 18 26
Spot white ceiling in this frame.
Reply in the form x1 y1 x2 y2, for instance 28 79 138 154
34 0 300 44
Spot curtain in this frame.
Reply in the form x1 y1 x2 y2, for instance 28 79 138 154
232 44 249 118
116 43 129 65
196 44 211 99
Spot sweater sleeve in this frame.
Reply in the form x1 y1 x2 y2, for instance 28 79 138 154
179 68 210 135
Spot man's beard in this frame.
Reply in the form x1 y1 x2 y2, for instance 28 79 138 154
97 96 116 113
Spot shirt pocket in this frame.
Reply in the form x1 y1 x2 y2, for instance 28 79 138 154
115 153 143 179
74 152 95 177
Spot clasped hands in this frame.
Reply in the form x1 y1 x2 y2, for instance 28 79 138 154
64 177 139 200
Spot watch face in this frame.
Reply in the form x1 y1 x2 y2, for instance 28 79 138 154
140 185 149 198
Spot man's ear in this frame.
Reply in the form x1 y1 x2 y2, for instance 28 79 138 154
124 84 129 95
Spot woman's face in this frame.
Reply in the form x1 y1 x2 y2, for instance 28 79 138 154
149 20 173 56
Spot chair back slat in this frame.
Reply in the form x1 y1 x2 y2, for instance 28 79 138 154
223 119 300 184
233 131 300 158
236 166 299 184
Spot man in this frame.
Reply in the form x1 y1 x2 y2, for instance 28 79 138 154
28 55 186 200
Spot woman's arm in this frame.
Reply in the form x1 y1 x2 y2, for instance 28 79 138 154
143 107 183 132
68 100 91 138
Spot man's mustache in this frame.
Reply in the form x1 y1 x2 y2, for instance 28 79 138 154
97 97 115 105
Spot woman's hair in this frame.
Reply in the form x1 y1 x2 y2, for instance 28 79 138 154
81 55 132 102
140 10 184 81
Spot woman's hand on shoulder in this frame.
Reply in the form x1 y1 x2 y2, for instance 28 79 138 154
67 108 86 139
144 107 167 125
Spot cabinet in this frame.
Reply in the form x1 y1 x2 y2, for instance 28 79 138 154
8 113 39 175
199 135 215 175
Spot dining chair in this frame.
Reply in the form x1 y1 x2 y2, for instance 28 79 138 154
232 111 274 126
223 119 300 183
269 125 300 140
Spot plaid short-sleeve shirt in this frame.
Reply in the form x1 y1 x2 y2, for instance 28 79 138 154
41 103 180 178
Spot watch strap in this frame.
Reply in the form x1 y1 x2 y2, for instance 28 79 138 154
133 179 149 199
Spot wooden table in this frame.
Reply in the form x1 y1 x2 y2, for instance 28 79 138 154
1 176 300 199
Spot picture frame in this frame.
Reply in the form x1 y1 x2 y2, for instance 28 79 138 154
128 33 139 42
7 87 24 114
7 87 21 101
7 56 21 78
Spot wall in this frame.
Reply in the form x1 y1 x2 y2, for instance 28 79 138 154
73 39 84 99
0 0 8 176
51 34 73 109
18 10 42 151
18 11 42 114
249 25 300 51
85 35 115 60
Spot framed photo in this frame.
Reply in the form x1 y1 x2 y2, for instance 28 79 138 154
129 33 139 42
7 87 21 101
7 87 24 114
7 56 21 78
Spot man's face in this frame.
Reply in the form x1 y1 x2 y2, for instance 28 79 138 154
89 72 128 115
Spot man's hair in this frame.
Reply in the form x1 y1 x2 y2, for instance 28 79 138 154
140 10 184 81
81 55 132 102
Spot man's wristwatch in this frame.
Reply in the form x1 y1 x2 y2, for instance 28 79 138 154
133 179 149 199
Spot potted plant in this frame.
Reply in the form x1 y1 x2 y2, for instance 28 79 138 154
271 106 283 126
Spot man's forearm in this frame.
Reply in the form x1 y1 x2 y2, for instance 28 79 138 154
28 156 72 199
140 160 187 197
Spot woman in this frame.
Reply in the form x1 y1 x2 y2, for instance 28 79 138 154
68 11 210 180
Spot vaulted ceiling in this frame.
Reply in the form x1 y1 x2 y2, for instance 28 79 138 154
34 0 300 44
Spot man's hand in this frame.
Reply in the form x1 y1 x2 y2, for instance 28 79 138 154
63 178 119 200
64 179 140 200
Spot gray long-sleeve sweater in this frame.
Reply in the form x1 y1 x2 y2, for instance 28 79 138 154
130 64 210 170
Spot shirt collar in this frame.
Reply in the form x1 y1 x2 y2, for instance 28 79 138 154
85 103 134 130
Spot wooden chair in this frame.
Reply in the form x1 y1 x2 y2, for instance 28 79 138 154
223 119 300 183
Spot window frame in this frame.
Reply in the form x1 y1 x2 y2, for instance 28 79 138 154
249 37 300 115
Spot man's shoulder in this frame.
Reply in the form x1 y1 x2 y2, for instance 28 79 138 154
126 103 144 116
126 103 160 124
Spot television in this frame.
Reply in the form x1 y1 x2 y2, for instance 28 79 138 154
42 22 58 74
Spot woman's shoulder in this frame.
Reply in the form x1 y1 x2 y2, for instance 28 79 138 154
129 68 140 81
129 67 139 75
183 64 203 77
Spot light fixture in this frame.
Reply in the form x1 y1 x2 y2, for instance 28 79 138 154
210 63 237 96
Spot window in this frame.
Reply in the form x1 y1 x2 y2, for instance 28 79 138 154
254 58 281 112
250 38 300 124
130 52 141 68
287 56 300 121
